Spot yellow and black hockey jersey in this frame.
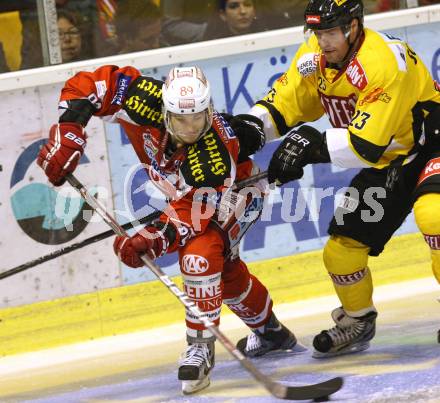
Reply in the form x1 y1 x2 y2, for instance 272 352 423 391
251 28 440 169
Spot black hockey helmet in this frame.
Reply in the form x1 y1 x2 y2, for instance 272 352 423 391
304 0 364 31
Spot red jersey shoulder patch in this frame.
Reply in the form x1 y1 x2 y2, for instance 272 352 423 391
346 58 368 90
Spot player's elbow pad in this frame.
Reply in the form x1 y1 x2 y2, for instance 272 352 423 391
58 99 97 126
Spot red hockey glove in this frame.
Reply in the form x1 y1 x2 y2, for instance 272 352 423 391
37 122 87 186
113 226 168 268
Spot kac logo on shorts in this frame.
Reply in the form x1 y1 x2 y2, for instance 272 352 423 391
182 254 209 274
10 139 94 245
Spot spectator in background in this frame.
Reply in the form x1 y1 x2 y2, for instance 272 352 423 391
58 10 93 62
114 0 163 53
20 0 96 69
203 0 268 41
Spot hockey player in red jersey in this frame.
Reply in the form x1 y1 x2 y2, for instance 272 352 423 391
37 65 301 394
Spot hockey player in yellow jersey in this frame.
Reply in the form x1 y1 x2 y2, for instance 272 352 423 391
236 0 440 358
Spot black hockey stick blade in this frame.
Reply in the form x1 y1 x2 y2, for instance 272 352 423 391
272 376 343 400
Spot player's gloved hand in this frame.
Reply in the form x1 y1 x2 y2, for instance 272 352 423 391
221 113 266 162
113 226 168 268
268 125 327 185
37 122 87 186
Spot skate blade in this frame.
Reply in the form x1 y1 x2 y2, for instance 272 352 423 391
277 341 308 355
312 341 370 359
182 376 210 394
289 341 308 353
248 341 309 358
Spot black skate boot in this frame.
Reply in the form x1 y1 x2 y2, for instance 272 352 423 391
178 341 215 394
313 307 377 358
236 313 304 357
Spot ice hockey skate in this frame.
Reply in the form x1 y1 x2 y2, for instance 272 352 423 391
178 342 215 394
312 307 377 358
236 313 305 357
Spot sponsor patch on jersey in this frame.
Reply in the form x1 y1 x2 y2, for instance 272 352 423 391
435 80 440 92
182 254 209 274
124 76 164 128
111 73 132 105
94 80 107 98
180 130 231 187
213 113 235 141
346 58 368 90
338 195 359 212
358 88 391 106
305 15 320 24
424 234 440 250
417 157 440 185
142 130 158 156
184 284 222 308
297 53 319 77
277 73 289 86
329 268 367 286
319 92 357 128
227 196 263 247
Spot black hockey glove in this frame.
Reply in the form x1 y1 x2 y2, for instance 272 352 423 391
268 125 329 185
221 113 266 162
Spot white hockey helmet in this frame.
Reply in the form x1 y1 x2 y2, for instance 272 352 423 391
162 66 213 144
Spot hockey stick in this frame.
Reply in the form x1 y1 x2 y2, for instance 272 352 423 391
0 210 160 280
66 173 343 401
0 172 268 280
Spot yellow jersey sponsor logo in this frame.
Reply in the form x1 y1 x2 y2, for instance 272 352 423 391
277 73 289 86
346 58 368 90
359 88 391 106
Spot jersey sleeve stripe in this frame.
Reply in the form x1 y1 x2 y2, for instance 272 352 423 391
326 128 372 168
255 100 292 137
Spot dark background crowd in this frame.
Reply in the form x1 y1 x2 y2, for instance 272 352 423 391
0 0 438 73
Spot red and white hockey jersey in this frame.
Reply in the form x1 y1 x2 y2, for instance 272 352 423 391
59 65 262 253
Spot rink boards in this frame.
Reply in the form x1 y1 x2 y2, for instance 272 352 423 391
0 231 433 356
